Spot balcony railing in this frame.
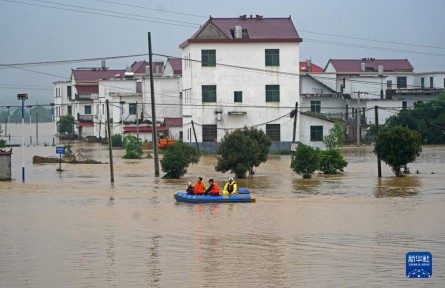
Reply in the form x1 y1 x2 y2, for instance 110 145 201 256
78 114 94 122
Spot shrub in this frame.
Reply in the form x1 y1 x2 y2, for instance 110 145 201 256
319 149 348 174
290 144 319 178
160 141 200 178
123 135 143 159
111 134 123 147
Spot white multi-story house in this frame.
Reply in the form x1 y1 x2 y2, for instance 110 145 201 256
180 15 302 152
54 60 182 141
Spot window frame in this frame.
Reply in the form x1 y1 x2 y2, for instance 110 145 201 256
234 91 243 103
310 100 321 113
202 125 217 142
202 85 217 102
84 105 92 115
265 85 280 102
266 124 281 141
397 76 407 88
201 49 216 67
265 49 280 66
310 126 323 142
129 103 137 115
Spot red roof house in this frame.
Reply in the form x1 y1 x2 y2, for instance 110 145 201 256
325 59 414 73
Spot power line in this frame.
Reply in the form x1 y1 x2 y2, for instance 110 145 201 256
1 0 199 28
93 0 207 19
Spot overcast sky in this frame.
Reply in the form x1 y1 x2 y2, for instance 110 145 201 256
1 0 444 107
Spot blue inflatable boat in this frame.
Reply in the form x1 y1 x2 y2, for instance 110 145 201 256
174 189 255 204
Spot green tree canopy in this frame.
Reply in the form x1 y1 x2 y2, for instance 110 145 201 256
374 126 422 177
323 122 345 149
56 114 75 135
386 93 445 144
123 135 143 159
318 149 348 174
160 141 200 178
215 127 271 178
290 144 319 178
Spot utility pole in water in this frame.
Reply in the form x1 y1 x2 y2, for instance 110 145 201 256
148 32 160 177
353 91 368 146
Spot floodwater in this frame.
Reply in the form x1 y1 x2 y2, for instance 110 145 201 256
1 144 444 287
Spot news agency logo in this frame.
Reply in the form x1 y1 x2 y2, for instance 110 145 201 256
406 252 432 278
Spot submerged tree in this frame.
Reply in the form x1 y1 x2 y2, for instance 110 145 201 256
290 144 319 178
56 114 75 135
160 141 200 178
123 135 143 159
215 127 271 178
374 126 422 177
318 149 348 174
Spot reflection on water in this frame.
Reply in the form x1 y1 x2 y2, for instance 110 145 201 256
0 145 444 287
375 176 421 198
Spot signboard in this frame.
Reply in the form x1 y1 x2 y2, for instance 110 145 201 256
56 146 65 155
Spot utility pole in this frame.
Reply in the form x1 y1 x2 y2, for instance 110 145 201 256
36 112 39 145
17 93 28 183
136 101 139 139
191 120 199 152
375 106 382 177
292 102 298 143
148 32 160 177
353 91 368 146
106 100 114 183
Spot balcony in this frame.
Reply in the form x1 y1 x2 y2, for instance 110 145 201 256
77 114 94 122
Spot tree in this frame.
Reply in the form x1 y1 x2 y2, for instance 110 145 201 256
290 144 319 178
318 149 348 174
111 134 123 147
123 135 143 159
374 126 422 177
385 93 445 144
160 141 200 178
323 122 345 149
57 114 75 135
215 127 271 178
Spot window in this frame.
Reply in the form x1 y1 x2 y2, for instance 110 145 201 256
266 124 280 141
67 86 72 97
202 85 216 102
310 126 323 141
234 91 242 103
67 105 72 115
84 105 92 114
397 77 407 88
265 49 279 66
430 77 434 88
387 80 392 89
311 100 321 113
402 101 407 109
202 125 217 142
129 103 137 115
266 85 280 102
201 50 216 67
443 78 445 88
421 78 425 89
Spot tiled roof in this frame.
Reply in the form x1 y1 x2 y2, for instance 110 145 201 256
300 61 324 73
75 85 98 94
166 58 182 76
327 59 414 73
72 69 125 82
181 16 302 47
164 117 183 127
131 61 164 74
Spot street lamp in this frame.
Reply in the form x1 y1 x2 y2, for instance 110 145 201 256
50 103 55 146
17 93 28 183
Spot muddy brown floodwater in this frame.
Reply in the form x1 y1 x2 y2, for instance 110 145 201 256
1 144 444 287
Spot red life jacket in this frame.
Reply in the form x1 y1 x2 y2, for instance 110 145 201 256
194 181 206 194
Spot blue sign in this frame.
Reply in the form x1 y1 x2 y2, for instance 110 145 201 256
406 252 432 278
56 146 65 154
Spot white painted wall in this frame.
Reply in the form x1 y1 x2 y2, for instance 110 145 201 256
299 114 335 149
182 42 300 142
414 73 445 89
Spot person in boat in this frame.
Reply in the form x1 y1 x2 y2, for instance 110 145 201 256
193 177 207 195
203 179 220 196
223 177 237 195
186 182 195 195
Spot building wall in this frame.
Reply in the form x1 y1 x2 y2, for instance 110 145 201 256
414 73 445 88
182 42 300 143
299 114 335 149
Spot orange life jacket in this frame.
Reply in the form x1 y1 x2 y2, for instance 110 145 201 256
209 182 220 195
193 181 206 194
